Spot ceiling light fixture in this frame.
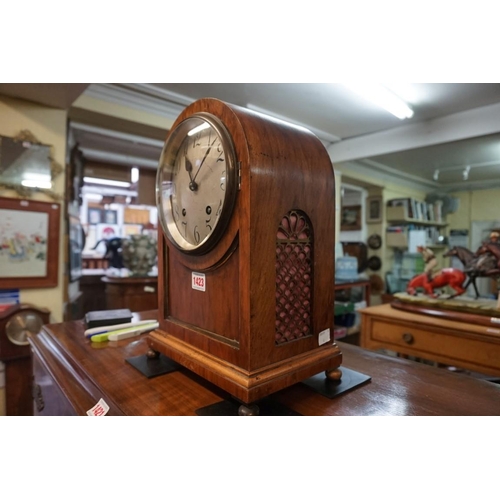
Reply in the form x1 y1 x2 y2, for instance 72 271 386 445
131 167 139 184
83 177 131 188
463 166 471 181
433 169 440 181
343 83 414 120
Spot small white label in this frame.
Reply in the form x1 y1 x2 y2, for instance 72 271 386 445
192 272 206 291
318 328 331 346
87 398 110 416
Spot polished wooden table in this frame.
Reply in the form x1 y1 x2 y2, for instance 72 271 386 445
360 303 500 377
29 311 500 415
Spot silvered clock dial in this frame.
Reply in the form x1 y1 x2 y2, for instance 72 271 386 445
156 113 238 255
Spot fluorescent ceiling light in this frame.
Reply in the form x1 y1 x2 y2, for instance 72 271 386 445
84 193 103 202
84 176 131 188
131 167 139 184
82 185 138 197
343 83 414 119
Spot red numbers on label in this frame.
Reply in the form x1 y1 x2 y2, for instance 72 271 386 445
92 405 105 416
193 276 205 288
192 273 206 290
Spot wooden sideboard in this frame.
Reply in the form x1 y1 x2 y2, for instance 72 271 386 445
102 276 158 312
360 303 500 377
28 310 500 416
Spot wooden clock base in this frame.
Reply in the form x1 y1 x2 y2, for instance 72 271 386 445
148 331 342 405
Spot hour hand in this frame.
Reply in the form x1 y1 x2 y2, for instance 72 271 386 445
185 157 198 191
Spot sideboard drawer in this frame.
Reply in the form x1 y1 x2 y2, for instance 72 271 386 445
370 318 500 369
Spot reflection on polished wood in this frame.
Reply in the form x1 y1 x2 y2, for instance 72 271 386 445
102 276 158 312
29 311 500 416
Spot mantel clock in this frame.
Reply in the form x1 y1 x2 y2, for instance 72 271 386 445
149 98 342 414
0 303 50 415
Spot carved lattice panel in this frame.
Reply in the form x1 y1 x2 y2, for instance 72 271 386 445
275 210 313 344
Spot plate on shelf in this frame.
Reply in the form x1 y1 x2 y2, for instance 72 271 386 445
367 234 382 249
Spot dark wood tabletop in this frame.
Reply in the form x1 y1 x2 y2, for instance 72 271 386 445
29 310 500 416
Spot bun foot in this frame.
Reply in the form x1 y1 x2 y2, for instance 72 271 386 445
238 404 260 416
325 368 342 381
146 348 160 359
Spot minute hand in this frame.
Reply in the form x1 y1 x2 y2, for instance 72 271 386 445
192 137 217 183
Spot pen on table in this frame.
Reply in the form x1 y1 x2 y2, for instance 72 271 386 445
84 319 158 337
90 321 159 343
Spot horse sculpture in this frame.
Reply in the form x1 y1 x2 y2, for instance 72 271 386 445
92 237 124 268
443 246 498 298
475 241 500 275
406 267 467 298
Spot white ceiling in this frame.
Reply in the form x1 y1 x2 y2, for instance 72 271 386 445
67 83 500 192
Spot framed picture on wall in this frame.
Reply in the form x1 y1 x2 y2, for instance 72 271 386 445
340 205 362 231
104 209 118 225
88 207 103 225
68 215 84 282
0 197 60 288
366 196 383 223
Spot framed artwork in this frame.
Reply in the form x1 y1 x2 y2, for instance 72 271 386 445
104 209 118 225
340 205 362 231
366 196 383 223
68 215 84 282
0 130 63 201
0 197 60 288
67 144 85 212
88 207 103 225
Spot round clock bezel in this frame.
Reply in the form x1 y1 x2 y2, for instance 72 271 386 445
5 311 43 346
156 112 238 255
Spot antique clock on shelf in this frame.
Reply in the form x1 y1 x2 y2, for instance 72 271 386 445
0 303 50 415
148 98 342 414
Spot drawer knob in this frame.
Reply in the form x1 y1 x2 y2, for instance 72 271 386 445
402 332 414 344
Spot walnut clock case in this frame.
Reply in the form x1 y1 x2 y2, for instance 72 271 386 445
149 98 342 408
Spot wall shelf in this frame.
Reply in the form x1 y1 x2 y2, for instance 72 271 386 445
387 217 448 228
386 205 447 227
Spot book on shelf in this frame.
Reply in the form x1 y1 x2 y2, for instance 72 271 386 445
387 197 444 223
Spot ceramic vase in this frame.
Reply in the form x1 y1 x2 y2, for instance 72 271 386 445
121 235 157 277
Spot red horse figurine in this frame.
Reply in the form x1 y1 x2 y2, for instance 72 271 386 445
406 268 467 298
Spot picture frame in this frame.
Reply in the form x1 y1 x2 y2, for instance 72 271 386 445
68 214 84 282
0 197 60 288
0 130 63 201
88 207 103 225
67 144 85 212
366 196 383 223
340 205 362 231
104 209 118 225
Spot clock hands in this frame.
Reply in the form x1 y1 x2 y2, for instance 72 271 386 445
192 137 218 186
185 156 198 191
